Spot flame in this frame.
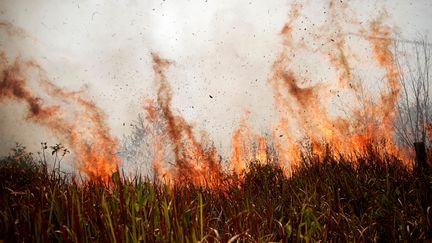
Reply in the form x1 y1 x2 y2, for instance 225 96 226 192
255 136 268 164
0 53 120 181
0 1 419 187
149 53 225 188
267 2 408 166
142 2 413 188
229 116 274 176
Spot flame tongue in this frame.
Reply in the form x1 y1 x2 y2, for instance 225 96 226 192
0 53 120 181
150 53 224 188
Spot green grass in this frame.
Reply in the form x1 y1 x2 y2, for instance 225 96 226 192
0 144 431 242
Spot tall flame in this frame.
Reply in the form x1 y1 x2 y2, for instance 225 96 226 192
149 53 225 188
145 1 411 187
0 1 418 187
266 1 406 167
0 53 120 180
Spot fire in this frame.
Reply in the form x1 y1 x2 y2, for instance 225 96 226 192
144 1 411 186
229 115 253 175
0 1 419 187
0 53 120 181
229 116 275 176
149 53 225 188
267 2 407 164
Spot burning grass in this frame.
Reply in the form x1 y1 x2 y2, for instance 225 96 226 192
0 144 431 242
1 1 432 241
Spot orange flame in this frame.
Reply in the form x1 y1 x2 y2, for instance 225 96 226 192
149 53 225 188
0 53 120 181
142 1 412 188
0 1 418 187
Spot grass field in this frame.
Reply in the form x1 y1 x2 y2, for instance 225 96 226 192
0 144 431 242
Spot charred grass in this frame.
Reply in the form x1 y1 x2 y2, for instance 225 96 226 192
0 145 431 242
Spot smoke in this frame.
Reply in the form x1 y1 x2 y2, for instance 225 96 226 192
0 0 431 179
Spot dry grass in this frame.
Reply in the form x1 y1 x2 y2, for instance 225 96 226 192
0 144 431 242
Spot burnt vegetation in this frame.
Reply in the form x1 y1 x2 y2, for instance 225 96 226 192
0 143 431 242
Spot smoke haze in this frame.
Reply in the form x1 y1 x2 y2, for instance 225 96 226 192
0 0 431 159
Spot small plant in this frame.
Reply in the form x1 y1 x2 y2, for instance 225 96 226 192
49 143 70 176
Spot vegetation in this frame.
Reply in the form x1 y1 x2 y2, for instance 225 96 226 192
0 144 431 242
